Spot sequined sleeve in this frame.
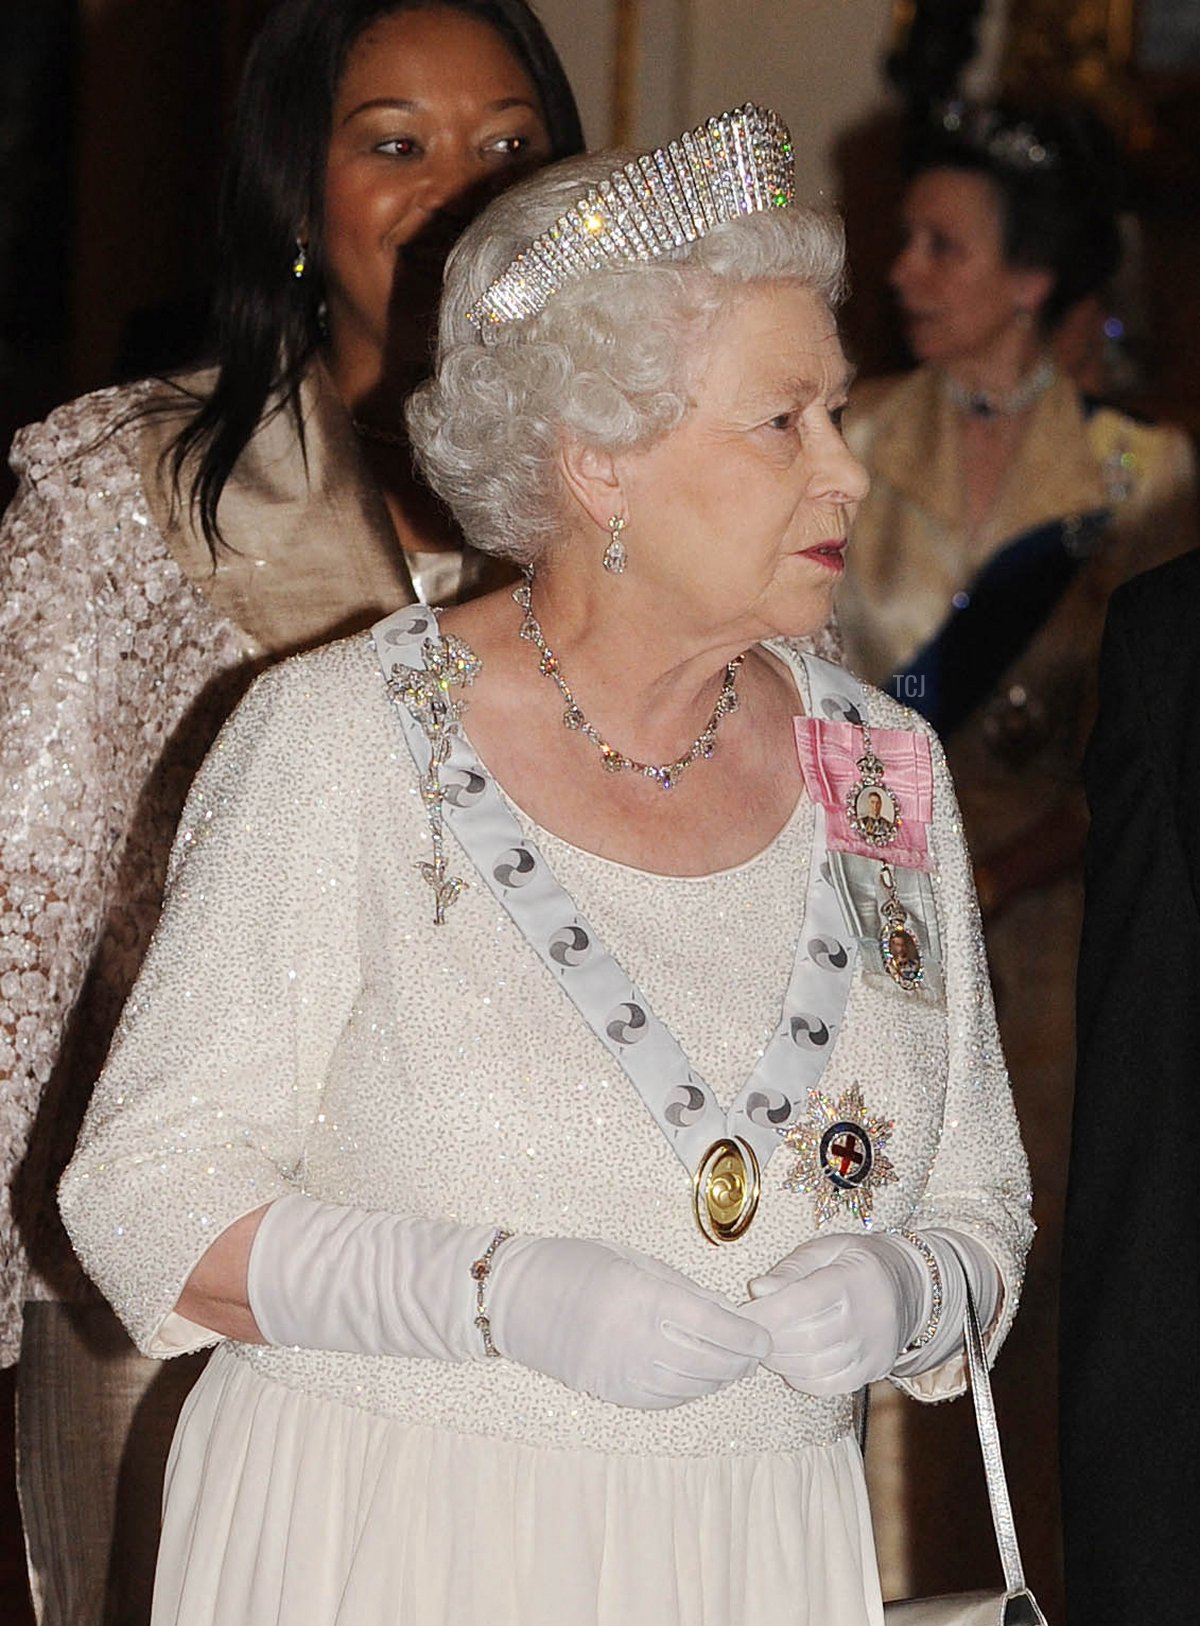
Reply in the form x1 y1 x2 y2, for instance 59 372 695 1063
0 387 247 1367
877 698 1035 1401
0 447 102 1129
58 646 367 1358
0 405 149 1362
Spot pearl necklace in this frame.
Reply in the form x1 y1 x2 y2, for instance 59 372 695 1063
942 358 1056 420
514 578 745 791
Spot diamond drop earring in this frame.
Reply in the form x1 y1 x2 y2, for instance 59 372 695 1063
602 515 627 574
292 239 308 280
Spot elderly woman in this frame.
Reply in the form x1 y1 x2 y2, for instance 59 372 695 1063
61 108 1032 1626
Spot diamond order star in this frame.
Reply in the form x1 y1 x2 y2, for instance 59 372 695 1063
780 1085 897 1227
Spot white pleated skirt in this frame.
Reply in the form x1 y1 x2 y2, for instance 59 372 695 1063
153 1350 885 1626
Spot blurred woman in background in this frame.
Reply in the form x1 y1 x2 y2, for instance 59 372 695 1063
0 2 580 1620
838 98 1196 1607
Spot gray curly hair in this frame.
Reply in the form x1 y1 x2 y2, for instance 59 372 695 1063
406 149 848 565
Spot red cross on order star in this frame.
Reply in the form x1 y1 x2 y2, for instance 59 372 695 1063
823 1125 870 1183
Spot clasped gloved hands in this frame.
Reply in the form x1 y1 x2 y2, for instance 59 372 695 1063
489 1235 770 1408
739 1230 930 1395
247 1195 932 1410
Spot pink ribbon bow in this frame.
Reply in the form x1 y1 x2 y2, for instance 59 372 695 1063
793 718 934 871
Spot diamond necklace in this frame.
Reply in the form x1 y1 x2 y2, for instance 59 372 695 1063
942 357 1056 420
513 577 745 791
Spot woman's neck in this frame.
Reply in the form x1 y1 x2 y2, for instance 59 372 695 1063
936 331 1055 531
356 433 464 557
325 312 426 424
940 325 1047 405
514 566 760 770
325 340 464 556
438 576 805 873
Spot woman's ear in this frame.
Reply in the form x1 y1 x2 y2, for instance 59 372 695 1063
558 436 624 534
1012 265 1055 324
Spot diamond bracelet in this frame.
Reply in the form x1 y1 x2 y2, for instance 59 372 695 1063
471 1227 513 1357
894 1229 944 1352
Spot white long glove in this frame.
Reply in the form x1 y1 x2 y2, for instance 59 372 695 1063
248 1194 768 1409
741 1228 1001 1395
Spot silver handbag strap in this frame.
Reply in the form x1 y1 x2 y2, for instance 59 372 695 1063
863 1246 1040 1611
959 1264 1028 1598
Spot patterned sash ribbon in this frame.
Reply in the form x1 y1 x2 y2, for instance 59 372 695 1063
373 608 868 1183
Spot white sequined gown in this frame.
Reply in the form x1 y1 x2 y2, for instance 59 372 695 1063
61 632 1032 1626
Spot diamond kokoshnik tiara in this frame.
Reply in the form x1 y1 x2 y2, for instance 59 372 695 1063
465 103 796 329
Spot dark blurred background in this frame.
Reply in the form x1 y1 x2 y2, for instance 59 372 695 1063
0 1 276 510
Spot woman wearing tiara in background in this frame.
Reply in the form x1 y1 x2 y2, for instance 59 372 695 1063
61 109 1032 1625
836 98 1196 1606
0 1 580 1619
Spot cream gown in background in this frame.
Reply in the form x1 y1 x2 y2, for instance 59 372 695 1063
839 364 1197 1605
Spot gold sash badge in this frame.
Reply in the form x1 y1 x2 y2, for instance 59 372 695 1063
692 1137 760 1244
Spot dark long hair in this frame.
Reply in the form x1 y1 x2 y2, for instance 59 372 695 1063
169 0 583 553
905 99 1124 334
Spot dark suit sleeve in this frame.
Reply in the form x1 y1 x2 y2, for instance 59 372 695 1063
1060 576 1200 1626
